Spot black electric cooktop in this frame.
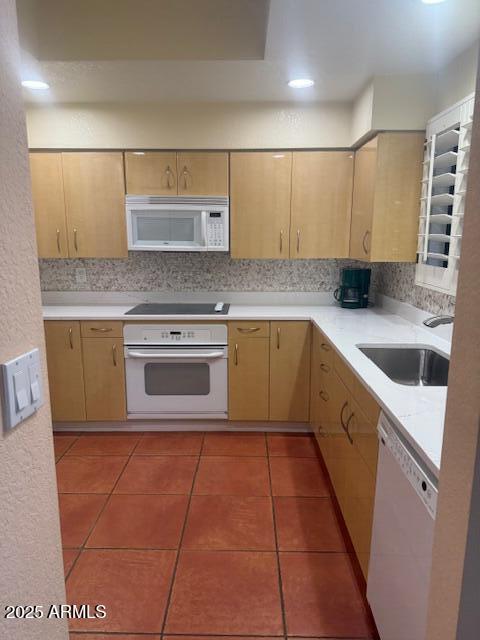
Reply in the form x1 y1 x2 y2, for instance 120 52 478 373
124 303 230 316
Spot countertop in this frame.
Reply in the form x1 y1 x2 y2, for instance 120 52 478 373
43 303 450 477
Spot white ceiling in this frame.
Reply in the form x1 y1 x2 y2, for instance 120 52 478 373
19 0 480 104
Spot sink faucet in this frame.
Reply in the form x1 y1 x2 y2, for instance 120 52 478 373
423 315 454 328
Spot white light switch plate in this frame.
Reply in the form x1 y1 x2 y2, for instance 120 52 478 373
1 348 44 432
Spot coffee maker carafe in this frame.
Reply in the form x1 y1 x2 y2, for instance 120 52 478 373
334 268 371 309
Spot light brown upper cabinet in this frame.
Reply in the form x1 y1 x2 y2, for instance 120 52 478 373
350 132 424 262
177 152 229 196
230 152 292 258
62 152 127 258
125 151 177 195
44 321 86 422
269 321 311 421
29 153 69 258
290 151 354 258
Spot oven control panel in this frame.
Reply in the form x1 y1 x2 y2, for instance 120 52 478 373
123 324 228 346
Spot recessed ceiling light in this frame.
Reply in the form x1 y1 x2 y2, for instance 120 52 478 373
421 0 447 4
288 78 315 89
21 79 50 90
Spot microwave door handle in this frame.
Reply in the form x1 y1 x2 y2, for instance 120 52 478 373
201 210 208 248
126 350 224 359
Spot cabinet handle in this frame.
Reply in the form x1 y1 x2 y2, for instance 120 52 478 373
320 342 331 352
345 412 354 444
90 327 112 333
340 400 349 430
362 229 371 255
182 166 191 190
165 165 174 189
319 390 329 402
68 327 73 349
279 229 283 254
112 343 117 367
234 343 238 365
56 228 61 254
237 327 260 334
73 228 78 252
320 363 330 373
276 326 280 350
296 229 300 253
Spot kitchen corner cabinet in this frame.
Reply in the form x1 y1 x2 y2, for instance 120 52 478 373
290 151 354 258
29 153 69 258
30 151 127 259
349 132 424 262
228 321 270 421
125 151 229 196
44 321 86 421
270 321 311 421
44 321 126 422
230 152 292 258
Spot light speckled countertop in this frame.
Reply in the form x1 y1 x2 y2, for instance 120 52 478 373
43 303 450 477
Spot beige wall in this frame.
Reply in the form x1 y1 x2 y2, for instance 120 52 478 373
426 68 480 639
26 100 353 149
0 1 67 639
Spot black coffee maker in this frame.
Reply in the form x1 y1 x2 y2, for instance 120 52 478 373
334 268 371 309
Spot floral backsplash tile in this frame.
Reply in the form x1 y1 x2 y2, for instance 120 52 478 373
39 253 379 293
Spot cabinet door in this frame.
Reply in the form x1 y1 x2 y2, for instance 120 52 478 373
62 152 127 258
44 321 86 421
228 335 269 421
349 137 378 260
291 152 354 258
82 337 126 421
230 152 292 258
269 321 311 421
29 153 69 258
177 152 229 196
125 151 177 195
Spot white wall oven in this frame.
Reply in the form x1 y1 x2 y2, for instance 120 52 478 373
126 196 229 252
124 324 228 419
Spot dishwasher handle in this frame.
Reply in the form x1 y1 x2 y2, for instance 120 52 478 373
126 349 225 360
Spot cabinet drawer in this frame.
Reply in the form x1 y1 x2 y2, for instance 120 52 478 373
81 321 123 338
334 351 356 393
229 321 270 338
352 378 380 427
317 330 334 368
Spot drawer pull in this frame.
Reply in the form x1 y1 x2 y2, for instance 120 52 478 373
276 326 280 350
319 390 329 402
345 412 354 444
68 327 73 349
234 343 239 366
112 343 117 367
320 363 330 373
237 327 260 334
340 400 349 430
320 342 331 352
90 327 113 333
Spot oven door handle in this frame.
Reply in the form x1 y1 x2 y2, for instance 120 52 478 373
125 349 225 360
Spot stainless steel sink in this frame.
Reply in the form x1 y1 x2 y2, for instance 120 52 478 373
358 345 449 386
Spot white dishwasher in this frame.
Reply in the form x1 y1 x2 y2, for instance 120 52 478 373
367 412 438 640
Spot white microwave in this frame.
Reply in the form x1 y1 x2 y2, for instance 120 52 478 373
126 195 229 252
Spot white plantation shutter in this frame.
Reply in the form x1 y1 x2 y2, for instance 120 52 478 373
416 94 475 295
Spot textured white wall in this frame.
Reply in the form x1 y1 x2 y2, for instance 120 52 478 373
0 1 68 638
435 40 479 112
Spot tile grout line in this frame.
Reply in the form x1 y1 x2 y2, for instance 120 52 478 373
159 431 206 637
265 433 289 640
54 431 81 464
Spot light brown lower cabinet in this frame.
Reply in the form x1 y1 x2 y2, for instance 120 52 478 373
82 337 126 421
312 326 380 579
270 321 311 421
44 321 86 421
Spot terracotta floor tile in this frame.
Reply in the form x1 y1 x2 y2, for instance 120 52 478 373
267 433 319 458
87 494 188 549
270 457 330 497
63 549 80 577
69 635 158 639
274 497 346 551
165 550 283 635
67 549 175 633
183 496 275 550
136 432 203 455
56 456 128 494
203 433 267 456
67 434 141 456
280 552 374 638
114 456 197 494
194 456 270 496
164 637 280 640
59 494 108 547
54 434 79 460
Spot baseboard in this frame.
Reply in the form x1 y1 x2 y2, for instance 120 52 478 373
53 420 312 433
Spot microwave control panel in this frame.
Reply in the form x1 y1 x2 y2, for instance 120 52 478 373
206 211 229 250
